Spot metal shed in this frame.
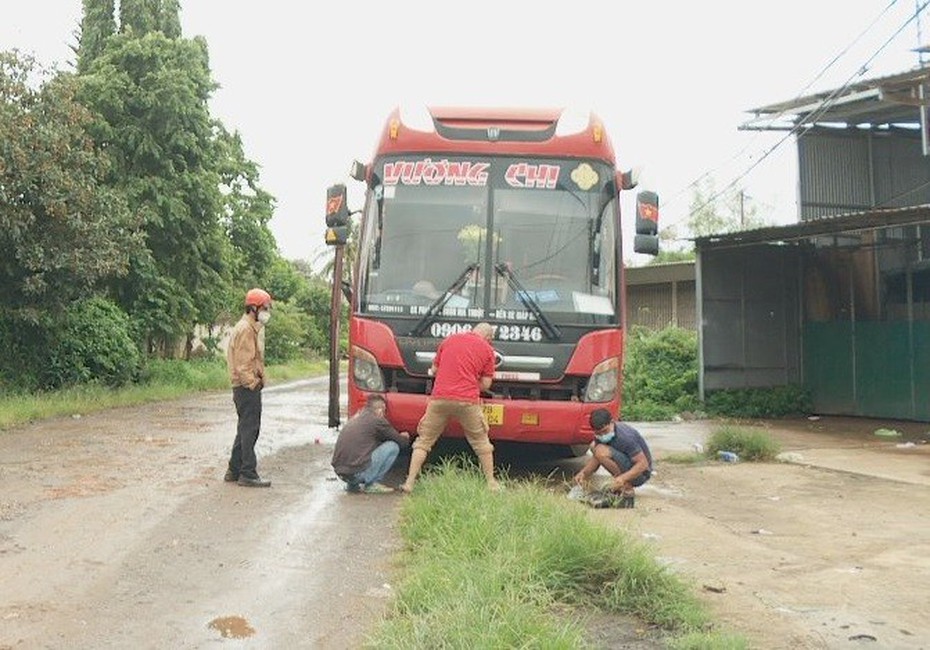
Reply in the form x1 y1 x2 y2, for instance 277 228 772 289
697 66 930 421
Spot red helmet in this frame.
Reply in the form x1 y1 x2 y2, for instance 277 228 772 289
244 288 272 308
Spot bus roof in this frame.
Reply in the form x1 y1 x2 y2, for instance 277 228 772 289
371 106 617 164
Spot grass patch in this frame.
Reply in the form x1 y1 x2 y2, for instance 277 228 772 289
369 461 744 649
660 451 707 465
0 357 327 430
703 426 781 462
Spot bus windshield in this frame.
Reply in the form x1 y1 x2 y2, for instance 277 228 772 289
357 156 618 326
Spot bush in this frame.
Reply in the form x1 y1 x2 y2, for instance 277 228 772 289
44 298 142 388
704 426 781 461
623 326 700 421
705 384 811 419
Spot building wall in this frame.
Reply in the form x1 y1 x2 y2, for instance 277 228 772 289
699 245 802 393
799 129 930 219
625 262 696 331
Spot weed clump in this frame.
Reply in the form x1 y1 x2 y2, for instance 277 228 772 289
704 426 781 462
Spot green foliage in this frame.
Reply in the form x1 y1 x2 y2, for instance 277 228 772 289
138 358 227 389
290 278 334 354
263 257 305 304
660 452 706 465
0 358 326 430
0 299 140 392
48 297 142 387
623 326 700 421
77 0 116 73
1 8 315 393
651 249 696 264
216 125 278 286
0 51 137 317
119 0 160 35
668 631 749 650
704 426 781 462
75 26 280 354
78 31 226 342
158 0 182 38
687 177 768 238
373 464 742 648
705 384 812 419
262 302 312 364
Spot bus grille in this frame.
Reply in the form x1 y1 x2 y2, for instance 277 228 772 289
383 369 585 402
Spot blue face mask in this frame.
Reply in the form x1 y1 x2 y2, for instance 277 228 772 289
595 431 615 444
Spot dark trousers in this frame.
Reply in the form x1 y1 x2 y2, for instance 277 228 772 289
229 386 262 478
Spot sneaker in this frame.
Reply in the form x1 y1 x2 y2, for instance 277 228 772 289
224 470 239 483
238 475 271 488
363 483 395 494
345 482 362 493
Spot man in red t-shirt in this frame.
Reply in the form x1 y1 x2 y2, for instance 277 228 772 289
400 322 500 493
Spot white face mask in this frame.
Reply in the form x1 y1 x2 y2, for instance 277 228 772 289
257 310 271 325
595 431 615 444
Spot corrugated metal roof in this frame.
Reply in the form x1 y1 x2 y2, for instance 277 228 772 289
741 66 930 131
694 204 930 250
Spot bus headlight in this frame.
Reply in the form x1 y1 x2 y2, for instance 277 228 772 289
584 357 619 403
351 345 385 392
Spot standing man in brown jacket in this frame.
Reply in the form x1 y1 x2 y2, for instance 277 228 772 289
225 288 273 487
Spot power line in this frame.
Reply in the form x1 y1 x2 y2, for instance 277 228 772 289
668 0 903 210
681 1 928 232
667 3 907 209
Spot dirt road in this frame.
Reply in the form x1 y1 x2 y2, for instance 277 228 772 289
622 418 930 649
0 378 403 649
1 380 929 649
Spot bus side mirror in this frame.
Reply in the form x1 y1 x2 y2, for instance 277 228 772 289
634 190 659 255
635 190 658 235
325 184 351 246
341 279 353 302
634 234 659 255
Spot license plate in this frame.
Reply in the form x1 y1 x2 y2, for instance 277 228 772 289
482 403 504 426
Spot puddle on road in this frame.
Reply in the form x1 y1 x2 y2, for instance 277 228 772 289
208 615 256 639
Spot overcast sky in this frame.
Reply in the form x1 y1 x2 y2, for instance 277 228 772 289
2 1 925 265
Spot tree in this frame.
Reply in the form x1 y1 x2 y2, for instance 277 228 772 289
76 0 116 74
0 51 139 389
159 0 182 38
78 32 229 353
0 51 136 319
75 11 281 356
215 125 278 289
650 249 695 264
119 0 160 35
686 176 767 238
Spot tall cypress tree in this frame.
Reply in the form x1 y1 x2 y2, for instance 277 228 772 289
160 0 182 39
76 0 116 73
119 0 160 35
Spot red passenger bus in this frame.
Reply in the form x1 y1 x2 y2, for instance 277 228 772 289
325 106 658 455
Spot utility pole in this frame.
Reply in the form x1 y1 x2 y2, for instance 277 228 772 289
739 190 745 228
328 246 344 428
324 184 351 429
917 1 930 155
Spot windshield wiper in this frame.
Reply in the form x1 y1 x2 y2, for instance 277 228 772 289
494 263 561 341
410 263 480 337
